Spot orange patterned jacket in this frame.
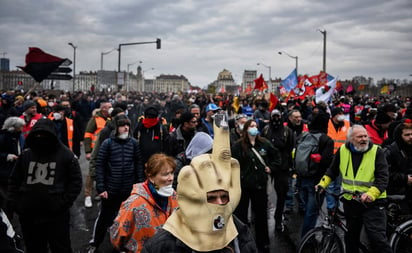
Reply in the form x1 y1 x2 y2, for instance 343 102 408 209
110 181 178 253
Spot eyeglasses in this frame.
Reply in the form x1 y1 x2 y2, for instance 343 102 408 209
190 120 198 124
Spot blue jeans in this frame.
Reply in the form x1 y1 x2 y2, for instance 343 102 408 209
285 177 305 210
300 177 322 237
325 175 342 209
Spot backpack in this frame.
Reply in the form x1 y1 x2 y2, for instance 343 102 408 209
294 132 322 177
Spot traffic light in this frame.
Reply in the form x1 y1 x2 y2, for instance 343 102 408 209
156 38 161 49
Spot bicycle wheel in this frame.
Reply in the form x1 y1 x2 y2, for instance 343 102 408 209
390 219 412 253
298 227 345 253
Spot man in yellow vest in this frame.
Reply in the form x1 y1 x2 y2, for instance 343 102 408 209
83 101 112 208
317 124 392 253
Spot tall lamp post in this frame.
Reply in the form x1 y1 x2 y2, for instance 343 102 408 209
100 48 117 70
68 42 77 92
126 61 143 92
278 51 298 74
318 29 327 72
256 62 272 89
127 60 143 73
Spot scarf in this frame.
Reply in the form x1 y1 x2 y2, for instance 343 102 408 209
142 117 159 129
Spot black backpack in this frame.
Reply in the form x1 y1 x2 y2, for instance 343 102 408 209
294 132 322 177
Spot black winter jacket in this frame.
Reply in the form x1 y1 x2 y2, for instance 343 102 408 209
0 130 23 183
141 215 258 253
8 119 82 219
96 136 144 195
231 137 281 190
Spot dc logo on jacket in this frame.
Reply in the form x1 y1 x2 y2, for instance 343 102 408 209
26 161 56 185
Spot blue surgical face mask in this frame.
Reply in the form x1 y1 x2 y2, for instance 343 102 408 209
248 127 259 136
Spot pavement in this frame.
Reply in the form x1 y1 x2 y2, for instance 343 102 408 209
13 146 306 253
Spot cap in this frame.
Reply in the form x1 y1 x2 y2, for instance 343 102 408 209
23 100 36 111
271 109 281 117
331 107 344 117
205 103 221 113
235 114 248 121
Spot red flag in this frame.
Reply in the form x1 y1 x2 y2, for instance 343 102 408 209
18 47 69 83
336 81 343 91
269 93 279 111
346 84 353 93
358 84 365 91
308 74 320 87
318 71 328 86
278 85 288 97
253 74 268 91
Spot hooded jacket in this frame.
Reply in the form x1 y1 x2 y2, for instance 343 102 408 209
384 125 412 197
141 215 257 253
0 118 24 182
8 118 82 218
110 181 178 253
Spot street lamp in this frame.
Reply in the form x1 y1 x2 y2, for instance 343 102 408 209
100 48 117 70
318 29 327 72
127 60 143 73
256 62 272 83
278 51 298 74
68 42 77 92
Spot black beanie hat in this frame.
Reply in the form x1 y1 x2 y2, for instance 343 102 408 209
331 107 343 118
23 100 36 111
144 107 158 118
180 111 195 124
375 110 392 124
111 107 124 117
114 114 131 127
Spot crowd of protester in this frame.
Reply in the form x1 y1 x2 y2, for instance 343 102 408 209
0 87 411 253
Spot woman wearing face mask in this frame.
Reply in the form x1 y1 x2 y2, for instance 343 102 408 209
110 153 179 253
88 115 144 253
231 119 281 253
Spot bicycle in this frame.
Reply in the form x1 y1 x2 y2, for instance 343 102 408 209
297 190 412 253
386 195 412 253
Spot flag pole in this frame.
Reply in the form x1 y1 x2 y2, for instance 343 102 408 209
24 82 40 98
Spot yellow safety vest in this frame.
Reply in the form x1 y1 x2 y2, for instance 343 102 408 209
339 144 386 200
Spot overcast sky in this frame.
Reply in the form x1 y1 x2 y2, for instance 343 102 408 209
1 0 411 88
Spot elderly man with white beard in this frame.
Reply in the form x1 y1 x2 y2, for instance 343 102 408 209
316 124 392 253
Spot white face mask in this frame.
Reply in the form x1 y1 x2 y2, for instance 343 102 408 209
53 112 62 120
238 124 244 131
157 184 174 197
337 115 345 122
108 107 114 115
118 132 128 139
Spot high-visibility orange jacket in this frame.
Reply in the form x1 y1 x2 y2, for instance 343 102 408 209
84 114 107 153
48 113 74 151
327 119 350 154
